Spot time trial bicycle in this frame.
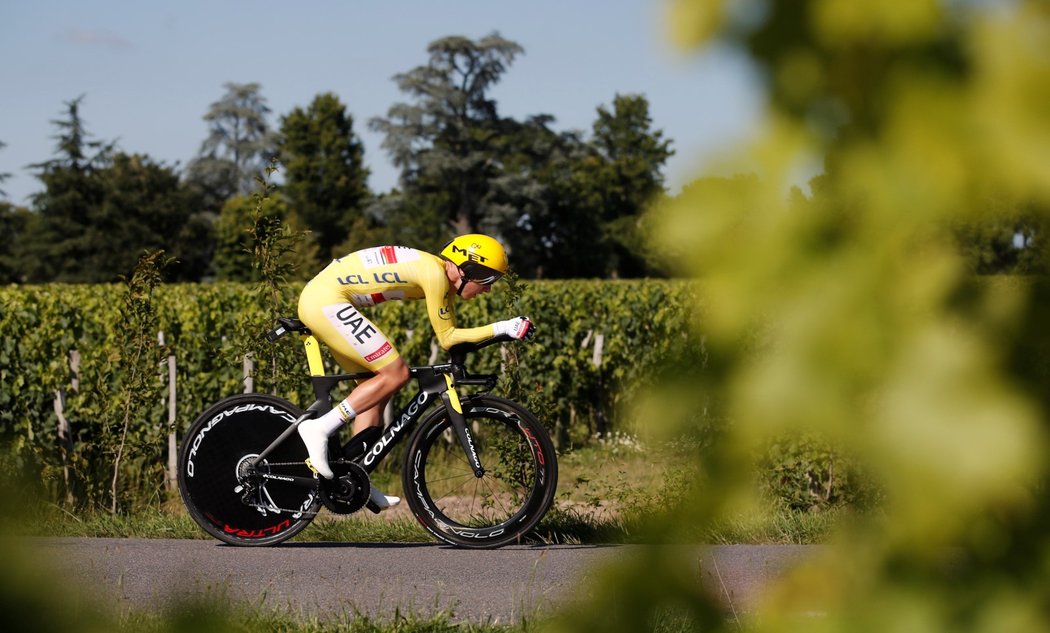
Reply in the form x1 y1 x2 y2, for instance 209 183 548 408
177 317 558 549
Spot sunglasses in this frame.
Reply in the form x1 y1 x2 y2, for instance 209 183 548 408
467 272 502 286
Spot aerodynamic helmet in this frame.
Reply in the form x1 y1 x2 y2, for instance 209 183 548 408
439 234 509 285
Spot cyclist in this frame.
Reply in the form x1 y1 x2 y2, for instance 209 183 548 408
296 234 535 510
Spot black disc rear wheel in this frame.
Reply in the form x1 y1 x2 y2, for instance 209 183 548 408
178 394 320 546
402 395 558 548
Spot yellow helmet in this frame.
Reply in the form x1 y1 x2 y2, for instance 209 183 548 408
439 234 509 285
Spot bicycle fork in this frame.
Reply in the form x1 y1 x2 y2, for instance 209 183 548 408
441 374 485 478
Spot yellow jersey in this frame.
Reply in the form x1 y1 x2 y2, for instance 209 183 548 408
298 246 495 371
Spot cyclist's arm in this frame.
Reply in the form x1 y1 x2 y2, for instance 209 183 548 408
419 262 495 349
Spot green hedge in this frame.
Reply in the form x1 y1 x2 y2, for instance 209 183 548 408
0 280 699 508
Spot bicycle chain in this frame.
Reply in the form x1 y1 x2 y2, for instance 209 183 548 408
244 459 364 516
240 458 321 516
241 487 321 517
247 503 321 517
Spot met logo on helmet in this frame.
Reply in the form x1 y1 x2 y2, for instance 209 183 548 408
451 244 488 264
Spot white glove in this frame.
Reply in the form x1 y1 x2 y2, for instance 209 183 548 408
493 316 535 341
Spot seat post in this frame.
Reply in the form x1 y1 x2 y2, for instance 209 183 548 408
301 334 326 377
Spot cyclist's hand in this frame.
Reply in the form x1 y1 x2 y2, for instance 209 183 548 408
493 316 535 341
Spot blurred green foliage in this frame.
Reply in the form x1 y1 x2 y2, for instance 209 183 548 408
758 433 882 512
550 0 1050 631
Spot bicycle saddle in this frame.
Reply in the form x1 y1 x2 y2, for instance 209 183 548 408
266 317 310 341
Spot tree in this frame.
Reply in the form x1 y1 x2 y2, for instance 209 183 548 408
95 154 212 281
0 202 31 282
185 82 277 207
279 93 372 260
370 36 673 277
488 116 610 278
591 94 674 277
212 195 275 281
0 141 20 281
212 194 316 282
494 97 673 278
593 95 673 209
369 33 524 250
21 97 207 282
0 141 11 198
20 96 112 281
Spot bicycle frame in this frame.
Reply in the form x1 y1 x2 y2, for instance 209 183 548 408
178 316 556 548
251 326 496 489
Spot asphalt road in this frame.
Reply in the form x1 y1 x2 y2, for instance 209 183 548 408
31 538 820 624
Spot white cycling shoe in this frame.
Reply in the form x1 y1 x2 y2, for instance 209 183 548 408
298 417 337 480
370 486 401 511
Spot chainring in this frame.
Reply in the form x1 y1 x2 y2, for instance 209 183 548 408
318 461 371 515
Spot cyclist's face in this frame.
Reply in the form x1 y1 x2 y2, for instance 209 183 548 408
460 279 493 299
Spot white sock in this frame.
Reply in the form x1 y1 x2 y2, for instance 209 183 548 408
298 401 356 479
336 400 357 423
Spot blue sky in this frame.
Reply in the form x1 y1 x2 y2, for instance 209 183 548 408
0 0 763 207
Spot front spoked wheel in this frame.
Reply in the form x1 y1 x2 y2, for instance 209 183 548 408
178 394 321 546
403 395 558 548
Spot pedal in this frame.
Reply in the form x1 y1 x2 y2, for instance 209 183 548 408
365 500 381 515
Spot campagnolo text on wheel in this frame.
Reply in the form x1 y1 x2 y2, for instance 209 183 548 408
177 235 558 548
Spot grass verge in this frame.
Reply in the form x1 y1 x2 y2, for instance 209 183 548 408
19 439 841 546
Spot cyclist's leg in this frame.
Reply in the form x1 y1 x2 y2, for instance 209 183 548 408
324 338 409 434
347 361 410 425
312 346 403 510
324 348 408 508
328 348 403 455
297 294 408 502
